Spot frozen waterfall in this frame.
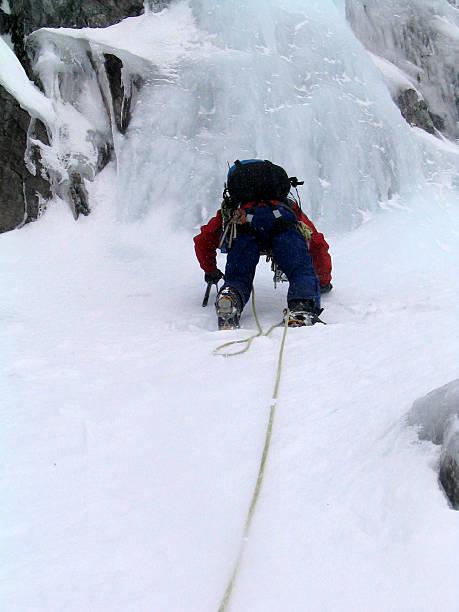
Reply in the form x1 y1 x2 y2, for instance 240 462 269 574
26 0 457 233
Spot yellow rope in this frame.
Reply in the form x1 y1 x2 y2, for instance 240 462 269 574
213 286 282 357
217 307 290 611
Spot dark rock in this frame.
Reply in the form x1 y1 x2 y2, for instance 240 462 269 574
0 84 51 233
14 0 146 35
397 89 438 135
96 142 114 173
69 171 90 218
429 111 445 132
439 423 459 510
0 10 12 35
104 54 132 135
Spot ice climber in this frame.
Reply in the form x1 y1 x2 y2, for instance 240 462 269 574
194 159 332 329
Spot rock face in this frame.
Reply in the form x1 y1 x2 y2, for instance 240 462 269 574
397 88 445 135
407 379 459 510
8 0 145 67
0 0 147 233
0 85 51 231
104 53 142 135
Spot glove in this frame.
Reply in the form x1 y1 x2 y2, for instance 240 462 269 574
205 269 224 284
320 283 333 294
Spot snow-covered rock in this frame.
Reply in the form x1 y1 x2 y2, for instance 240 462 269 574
440 417 459 509
408 379 459 509
0 0 146 231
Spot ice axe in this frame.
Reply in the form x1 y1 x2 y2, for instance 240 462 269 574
202 280 220 307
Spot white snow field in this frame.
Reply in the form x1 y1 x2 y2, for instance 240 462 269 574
1 1 459 611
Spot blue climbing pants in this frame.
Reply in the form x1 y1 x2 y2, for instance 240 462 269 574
223 205 320 309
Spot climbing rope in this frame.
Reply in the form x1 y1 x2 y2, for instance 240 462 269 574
213 286 283 357
215 290 290 611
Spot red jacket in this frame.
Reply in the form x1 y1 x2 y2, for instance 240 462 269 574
193 200 332 286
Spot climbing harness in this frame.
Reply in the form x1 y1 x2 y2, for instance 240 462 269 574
214 288 290 611
218 199 313 290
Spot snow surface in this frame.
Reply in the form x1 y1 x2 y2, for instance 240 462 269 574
2 165 458 612
408 379 459 445
2 1 459 611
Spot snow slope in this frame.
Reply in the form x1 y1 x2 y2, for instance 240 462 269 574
1 163 458 611
2 1 459 610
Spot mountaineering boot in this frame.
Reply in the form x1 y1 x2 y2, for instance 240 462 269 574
285 299 323 327
216 287 242 330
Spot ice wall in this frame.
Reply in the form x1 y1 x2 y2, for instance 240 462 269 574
115 0 449 232
27 1 458 233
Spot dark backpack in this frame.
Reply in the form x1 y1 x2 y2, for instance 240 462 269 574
226 159 292 204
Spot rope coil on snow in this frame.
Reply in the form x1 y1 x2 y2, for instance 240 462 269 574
213 286 283 357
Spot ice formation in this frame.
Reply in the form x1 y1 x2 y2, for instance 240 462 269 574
16 0 457 233
346 0 459 139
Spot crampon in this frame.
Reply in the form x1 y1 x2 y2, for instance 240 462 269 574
216 288 242 330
